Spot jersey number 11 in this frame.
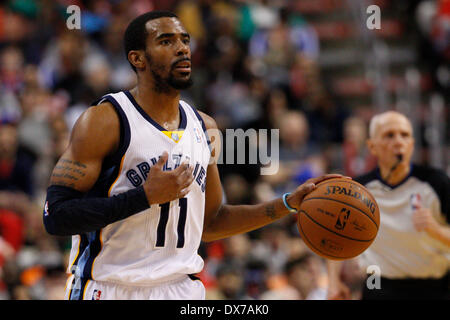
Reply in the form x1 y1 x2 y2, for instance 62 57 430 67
155 198 187 248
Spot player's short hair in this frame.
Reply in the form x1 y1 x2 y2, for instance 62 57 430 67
123 11 178 72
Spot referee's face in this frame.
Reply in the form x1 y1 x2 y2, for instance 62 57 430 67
367 113 414 172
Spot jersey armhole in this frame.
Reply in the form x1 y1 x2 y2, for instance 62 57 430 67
94 95 131 170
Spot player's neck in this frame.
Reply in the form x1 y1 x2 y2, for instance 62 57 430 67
130 84 181 130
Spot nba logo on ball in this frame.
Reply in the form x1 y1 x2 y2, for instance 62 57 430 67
335 208 350 230
297 178 380 260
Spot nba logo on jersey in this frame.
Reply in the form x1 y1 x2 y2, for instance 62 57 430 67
410 193 422 210
194 127 202 143
92 289 102 300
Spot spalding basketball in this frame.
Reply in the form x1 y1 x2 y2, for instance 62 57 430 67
297 178 380 260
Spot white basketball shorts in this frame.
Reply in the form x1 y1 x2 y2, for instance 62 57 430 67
64 274 205 300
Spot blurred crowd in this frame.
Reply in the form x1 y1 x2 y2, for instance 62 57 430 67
0 0 448 300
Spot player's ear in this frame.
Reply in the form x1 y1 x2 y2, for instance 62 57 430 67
128 50 146 70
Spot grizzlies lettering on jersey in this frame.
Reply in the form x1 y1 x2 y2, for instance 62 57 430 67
67 91 211 290
126 157 206 192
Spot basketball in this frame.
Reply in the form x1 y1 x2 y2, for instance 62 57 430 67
297 178 380 260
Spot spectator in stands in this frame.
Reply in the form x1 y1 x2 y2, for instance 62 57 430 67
206 262 248 300
261 253 327 300
341 116 377 177
0 120 35 197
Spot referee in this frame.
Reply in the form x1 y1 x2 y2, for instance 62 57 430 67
327 111 450 300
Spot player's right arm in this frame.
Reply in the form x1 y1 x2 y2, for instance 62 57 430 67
326 260 351 300
44 102 148 236
44 102 195 237
49 102 119 192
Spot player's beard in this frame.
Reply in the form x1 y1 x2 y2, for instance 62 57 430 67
167 72 193 90
145 53 193 92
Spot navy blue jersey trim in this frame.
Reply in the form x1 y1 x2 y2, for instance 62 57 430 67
82 230 102 279
124 90 187 131
72 230 102 281
81 94 131 198
97 95 131 169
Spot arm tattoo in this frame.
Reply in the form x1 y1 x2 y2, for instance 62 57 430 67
60 158 87 168
51 158 87 187
265 204 277 220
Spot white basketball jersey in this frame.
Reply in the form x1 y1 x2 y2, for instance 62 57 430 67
67 91 211 287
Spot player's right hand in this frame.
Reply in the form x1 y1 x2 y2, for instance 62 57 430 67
143 151 195 205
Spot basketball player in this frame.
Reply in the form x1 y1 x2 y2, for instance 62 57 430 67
327 111 450 300
43 11 342 300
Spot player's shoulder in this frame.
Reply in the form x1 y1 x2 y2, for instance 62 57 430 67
72 102 118 141
69 100 120 155
196 110 218 131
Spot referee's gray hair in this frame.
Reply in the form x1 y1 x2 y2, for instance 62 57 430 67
368 111 410 138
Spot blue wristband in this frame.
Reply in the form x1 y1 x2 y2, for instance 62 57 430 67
282 192 297 213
